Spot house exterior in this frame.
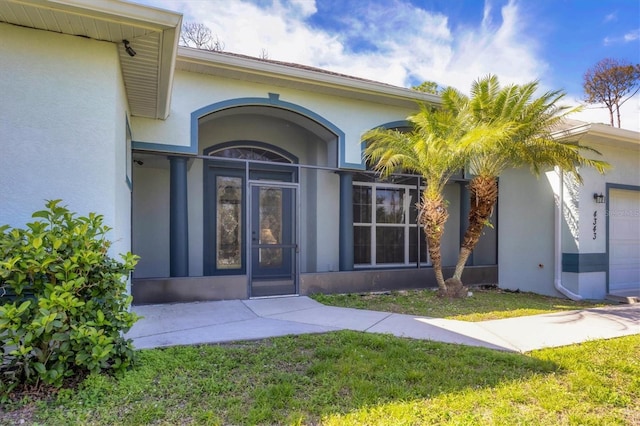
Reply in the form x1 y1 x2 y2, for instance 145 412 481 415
497 121 639 302
1 0 637 304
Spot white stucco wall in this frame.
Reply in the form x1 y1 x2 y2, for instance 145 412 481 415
578 141 639 251
499 135 639 300
498 168 558 296
0 23 131 257
573 140 639 298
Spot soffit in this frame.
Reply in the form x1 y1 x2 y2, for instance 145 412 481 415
0 0 182 119
176 47 441 109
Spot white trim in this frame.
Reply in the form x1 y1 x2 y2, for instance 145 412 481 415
31 0 182 29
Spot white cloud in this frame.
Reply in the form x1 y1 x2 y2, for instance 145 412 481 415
603 12 617 23
624 29 640 42
604 28 640 45
440 0 546 91
146 0 547 94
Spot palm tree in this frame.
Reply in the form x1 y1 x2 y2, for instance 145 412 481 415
363 104 512 293
444 75 610 282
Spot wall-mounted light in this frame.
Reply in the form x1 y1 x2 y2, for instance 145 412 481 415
593 193 605 204
123 39 136 57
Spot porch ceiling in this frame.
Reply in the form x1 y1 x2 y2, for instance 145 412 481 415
0 0 182 119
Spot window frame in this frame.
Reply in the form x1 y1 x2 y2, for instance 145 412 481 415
353 181 430 268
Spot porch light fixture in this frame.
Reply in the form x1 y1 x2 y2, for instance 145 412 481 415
123 39 136 57
593 193 605 204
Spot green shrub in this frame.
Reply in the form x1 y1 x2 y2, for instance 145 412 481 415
0 200 140 396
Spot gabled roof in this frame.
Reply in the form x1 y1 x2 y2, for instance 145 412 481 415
0 0 182 119
176 47 441 109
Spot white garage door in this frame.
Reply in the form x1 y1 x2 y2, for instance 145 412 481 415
609 189 640 292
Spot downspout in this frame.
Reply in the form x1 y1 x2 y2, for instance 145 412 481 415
554 169 583 300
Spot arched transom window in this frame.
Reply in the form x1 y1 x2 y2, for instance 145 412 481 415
207 143 295 164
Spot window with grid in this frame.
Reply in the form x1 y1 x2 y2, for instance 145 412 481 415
353 182 428 267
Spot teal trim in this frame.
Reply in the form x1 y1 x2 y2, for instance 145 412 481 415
562 253 607 273
132 141 196 154
378 120 412 129
605 183 640 292
358 120 412 171
191 96 354 168
169 156 189 277
607 183 640 192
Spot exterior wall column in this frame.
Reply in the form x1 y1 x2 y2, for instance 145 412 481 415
339 171 354 271
169 156 189 277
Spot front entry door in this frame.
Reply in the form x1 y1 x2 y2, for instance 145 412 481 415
250 183 297 297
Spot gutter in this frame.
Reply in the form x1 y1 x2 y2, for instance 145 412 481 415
554 169 583 301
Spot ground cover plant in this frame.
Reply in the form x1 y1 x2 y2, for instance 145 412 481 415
311 287 611 321
2 332 638 425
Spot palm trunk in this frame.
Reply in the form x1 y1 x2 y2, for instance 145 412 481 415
453 175 499 281
418 194 448 291
453 246 472 281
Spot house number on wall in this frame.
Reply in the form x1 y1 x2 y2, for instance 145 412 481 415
592 210 597 240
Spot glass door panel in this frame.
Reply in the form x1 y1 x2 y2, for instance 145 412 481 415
216 176 242 270
250 184 297 297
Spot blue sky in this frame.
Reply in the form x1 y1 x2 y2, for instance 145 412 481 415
141 0 640 129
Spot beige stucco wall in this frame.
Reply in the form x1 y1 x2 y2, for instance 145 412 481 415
0 23 131 257
131 70 418 166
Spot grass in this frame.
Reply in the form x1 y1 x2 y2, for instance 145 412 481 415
3 332 638 425
311 287 611 321
1 290 631 425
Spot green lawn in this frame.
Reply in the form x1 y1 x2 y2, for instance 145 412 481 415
1 289 633 425
5 332 638 425
311 288 611 321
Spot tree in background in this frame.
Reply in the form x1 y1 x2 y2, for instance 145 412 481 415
583 58 640 128
412 81 444 95
180 22 224 51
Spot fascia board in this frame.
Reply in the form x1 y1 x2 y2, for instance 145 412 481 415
157 23 182 119
553 123 640 151
553 123 639 145
28 0 182 30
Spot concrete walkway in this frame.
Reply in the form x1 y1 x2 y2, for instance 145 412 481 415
126 296 640 353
